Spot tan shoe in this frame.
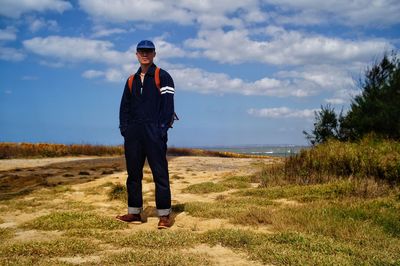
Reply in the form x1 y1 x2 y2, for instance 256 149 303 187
157 214 172 229
115 213 142 224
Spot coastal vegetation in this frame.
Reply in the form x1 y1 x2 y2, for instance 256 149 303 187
304 52 400 144
0 142 270 159
261 136 400 185
1 154 398 265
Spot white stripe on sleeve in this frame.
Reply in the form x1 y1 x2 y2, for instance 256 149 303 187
160 86 175 94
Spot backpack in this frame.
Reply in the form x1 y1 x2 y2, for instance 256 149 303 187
127 67 179 127
128 67 160 93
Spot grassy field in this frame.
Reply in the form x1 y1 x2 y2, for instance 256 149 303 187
0 140 399 265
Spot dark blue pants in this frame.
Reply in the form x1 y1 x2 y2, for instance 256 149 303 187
124 123 171 215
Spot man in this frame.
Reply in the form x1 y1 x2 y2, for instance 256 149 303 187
117 40 175 229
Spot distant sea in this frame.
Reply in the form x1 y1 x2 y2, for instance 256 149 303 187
199 145 309 157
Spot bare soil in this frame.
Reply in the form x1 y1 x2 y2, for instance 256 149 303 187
0 155 277 265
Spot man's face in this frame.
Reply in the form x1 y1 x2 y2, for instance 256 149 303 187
136 48 156 65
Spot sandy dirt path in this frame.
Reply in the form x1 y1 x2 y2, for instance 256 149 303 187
0 155 278 265
0 156 102 171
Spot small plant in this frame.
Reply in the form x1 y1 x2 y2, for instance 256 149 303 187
171 174 184 180
108 183 127 202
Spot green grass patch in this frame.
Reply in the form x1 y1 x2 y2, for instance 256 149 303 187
269 198 400 249
184 197 274 225
21 211 128 231
0 228 14 242
183 182 227 194
200 228 400 265
102 248 211 266
62 228 118 240
108 183 127 202
184 176 253 194
320 199 400 237
201 228 261 248
219 175 252 189
108 230 199 249
0 238 98 257
235 179 393 202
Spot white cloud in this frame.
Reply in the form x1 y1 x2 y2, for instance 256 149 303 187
23 36 131 65
79 0 193 24
170 66 323 97
22 35 191 67
77 0 400 31
324 98 347 105
0 0 72 18
0 46 25 61
264 0 400 27
21 34 366 99
79 0 262 29
0 27 17 41
82 70 104 79
27 17 59 32
84 60 359 97
247 107 317 118
324 87 361 105
91 26 130 38
79 62 323 97
39 60 64 68
185 26 392 65
276 65 355 90
104 68 125 82
154 36 198 59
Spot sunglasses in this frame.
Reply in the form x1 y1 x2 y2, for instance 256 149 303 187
137 48 155 54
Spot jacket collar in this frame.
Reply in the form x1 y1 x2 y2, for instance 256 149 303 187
136 63 157 77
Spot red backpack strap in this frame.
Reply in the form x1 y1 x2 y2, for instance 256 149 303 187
128 68 159 94
155 67 161 91
128 74 135 94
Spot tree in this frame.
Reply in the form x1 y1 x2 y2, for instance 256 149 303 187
304 51 400 144
342 52 400 140
303 105 343 145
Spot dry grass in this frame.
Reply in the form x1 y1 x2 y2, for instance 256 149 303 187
0 142 124 159
108 183 127 202
0 142 273 159
167 147 272 158
102 249 211 266
183 175 252 194
21 211 128 231
1 142 399 265
260 136 400 185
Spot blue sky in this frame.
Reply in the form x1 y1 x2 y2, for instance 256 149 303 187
1 0 399 147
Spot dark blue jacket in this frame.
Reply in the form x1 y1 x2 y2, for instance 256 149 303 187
119 63 175 137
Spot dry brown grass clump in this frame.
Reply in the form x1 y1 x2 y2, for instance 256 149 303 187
0 142 274 159
0 142 124 159
257 136 400 185
167 147 272 158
